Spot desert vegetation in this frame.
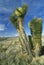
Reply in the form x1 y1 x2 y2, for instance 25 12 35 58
0 4 44 65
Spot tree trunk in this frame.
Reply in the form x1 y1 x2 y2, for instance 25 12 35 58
17 17 33 57
34 43 41 57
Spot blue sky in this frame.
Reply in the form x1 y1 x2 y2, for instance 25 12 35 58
0 0 44 37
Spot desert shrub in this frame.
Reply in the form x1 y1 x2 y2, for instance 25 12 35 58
14 52 32 65
0 41 32 65
31 56 44 65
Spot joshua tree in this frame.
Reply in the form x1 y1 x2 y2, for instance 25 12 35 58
9 4 32 57
28 17 42 57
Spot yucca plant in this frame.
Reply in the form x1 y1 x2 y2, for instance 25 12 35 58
10 4 33 58
28 17 42 57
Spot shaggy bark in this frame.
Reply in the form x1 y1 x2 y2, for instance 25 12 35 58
28 18 42 57
17 17 33 57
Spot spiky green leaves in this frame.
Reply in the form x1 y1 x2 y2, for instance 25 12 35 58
10 15 19 29
13 4 27 18
10 4 27 29
28 18 42 34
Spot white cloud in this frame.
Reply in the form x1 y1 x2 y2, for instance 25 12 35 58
0 7 12 13
0 24 5 31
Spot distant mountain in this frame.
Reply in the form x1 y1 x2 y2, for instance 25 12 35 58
0 36 18 41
